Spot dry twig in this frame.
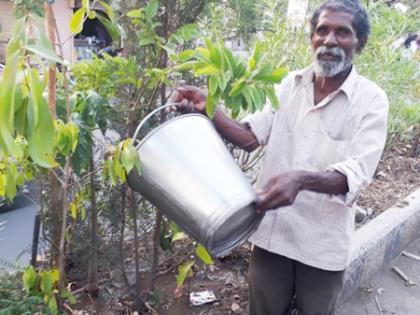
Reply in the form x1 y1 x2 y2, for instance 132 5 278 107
402 251 420 262
374 295 383 315
392 266 416 286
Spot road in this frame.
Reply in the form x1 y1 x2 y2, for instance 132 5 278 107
0 200 38 270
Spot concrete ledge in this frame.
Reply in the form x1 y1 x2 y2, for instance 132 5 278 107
338 188 420 304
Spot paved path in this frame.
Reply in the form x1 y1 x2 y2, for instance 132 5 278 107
336 239 420 315
0 203 37 269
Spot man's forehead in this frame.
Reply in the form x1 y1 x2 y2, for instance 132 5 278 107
316 9 355 28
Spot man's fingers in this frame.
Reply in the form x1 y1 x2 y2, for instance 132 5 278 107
256 188 277 211
169 90 183 103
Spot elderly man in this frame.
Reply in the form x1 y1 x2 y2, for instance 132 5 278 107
173 0 388 314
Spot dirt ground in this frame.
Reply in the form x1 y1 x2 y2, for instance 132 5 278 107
357 129 419 218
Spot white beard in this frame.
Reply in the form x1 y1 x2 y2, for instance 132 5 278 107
313 45 353 77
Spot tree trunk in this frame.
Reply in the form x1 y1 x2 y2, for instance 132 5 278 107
149 210 162 292
129 189 149 313
86 156 99 297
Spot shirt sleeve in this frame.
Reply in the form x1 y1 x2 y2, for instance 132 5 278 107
241 104 275 145
327 92 389 206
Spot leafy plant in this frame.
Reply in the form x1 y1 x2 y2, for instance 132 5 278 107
0 15 63 200
20 266 76 315
174 243 214 298
173 39 288 117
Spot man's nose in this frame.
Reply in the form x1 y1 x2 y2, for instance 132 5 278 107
324 31 338 47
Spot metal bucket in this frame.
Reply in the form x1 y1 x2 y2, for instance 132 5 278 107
128 104 264 257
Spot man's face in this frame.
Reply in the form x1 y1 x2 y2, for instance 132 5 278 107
311 9 360 77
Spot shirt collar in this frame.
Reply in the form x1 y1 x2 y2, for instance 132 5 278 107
294 63 359 102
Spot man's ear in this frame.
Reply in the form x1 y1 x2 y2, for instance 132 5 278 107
356 36 368 53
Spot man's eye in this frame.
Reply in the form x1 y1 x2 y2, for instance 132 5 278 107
337 28 351 37
316 26 328 35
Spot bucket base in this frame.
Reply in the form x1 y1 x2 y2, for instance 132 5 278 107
207 203 264 257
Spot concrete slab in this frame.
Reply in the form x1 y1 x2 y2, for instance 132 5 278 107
336 239 420 315
338 188 420 304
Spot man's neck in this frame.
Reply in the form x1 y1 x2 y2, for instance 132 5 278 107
313 65 352 105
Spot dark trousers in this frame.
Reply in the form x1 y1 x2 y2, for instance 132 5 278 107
248 246 345 315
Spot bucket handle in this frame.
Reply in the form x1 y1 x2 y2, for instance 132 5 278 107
132 103 180 147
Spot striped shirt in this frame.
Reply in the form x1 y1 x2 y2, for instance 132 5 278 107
243 64 389 271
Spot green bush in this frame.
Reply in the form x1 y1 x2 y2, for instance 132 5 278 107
258 2 419 145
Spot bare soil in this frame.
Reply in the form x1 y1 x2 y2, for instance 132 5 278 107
356 129 419 218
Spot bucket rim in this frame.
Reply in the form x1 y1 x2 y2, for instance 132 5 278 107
133 113 213 150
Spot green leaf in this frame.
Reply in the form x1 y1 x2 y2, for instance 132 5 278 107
251 41 262 63
0 119 21 158
242 87 253 108
222 47 237 74
172 231 187 242
70 202 77 220
0 174 6 196
61 288 77 304
257 67 288 83
229 78 246 97
25 44 62 64
51 268 60 284
195 65 219 76
216 73 228 91
96 13 121 42
27 69 57 168
99 1 116 22
139 36 155 47
195 245 213 265
172 61 195 72
145 0 159 19
176 260 195 286
70 8 86 35
120 147 135 173
252 63 272 80
248 57 256 71
88 11 96 19
209 46 222 69
48 295 58 315
206 92 218 118
195 47 210 60
208 75 218 95
40 271 53 295
127 9 142 18
5 172 17 200
0 51 19 132
34 26 54 52
249 86 263 110
177 49 195 62
82 0 89 10
22 266 36 292
266 87 279 109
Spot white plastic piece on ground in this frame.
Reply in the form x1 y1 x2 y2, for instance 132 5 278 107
189 290 217 306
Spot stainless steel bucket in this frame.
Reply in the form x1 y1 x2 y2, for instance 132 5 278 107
128 104 264 257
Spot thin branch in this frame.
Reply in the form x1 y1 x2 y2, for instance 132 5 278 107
65 166 103 188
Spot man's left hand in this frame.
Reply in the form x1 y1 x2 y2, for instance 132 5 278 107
256 171 303 212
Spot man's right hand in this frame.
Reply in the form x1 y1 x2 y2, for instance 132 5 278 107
170 86 207 115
